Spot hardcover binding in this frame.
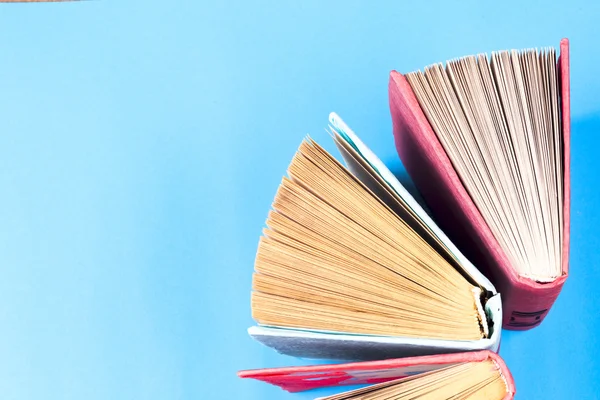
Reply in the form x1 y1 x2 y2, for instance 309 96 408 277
238 350 515 399
388 39 570 330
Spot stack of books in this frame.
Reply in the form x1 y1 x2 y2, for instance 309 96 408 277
238 38 571 400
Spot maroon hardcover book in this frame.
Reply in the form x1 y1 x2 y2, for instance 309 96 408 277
388 39 571 330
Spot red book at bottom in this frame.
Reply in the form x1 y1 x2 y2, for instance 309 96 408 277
238 350 515 399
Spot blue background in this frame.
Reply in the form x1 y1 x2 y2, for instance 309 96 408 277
0 1 598 398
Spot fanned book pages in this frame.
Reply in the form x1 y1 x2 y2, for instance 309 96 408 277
389 38 570 330
247 113 502 361
239 351 515 399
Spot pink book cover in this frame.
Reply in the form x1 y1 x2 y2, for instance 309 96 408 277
388 39 571 330
238 350 515 398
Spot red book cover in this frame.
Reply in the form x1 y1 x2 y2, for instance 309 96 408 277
238 350 515 399
388 39 570 330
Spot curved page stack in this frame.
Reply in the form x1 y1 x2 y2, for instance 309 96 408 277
388 38 570 329
248 113 501 361
239 350 515 399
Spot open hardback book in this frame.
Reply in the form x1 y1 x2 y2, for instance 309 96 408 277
388 38 570 329
248 113 501 361
239 350 515 399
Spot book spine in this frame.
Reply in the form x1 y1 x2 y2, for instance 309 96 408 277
493 274 567 329
487 351 516 400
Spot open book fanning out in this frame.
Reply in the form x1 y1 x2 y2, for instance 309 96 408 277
389 38 570 329
248 113 501 361
239 351 515 399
